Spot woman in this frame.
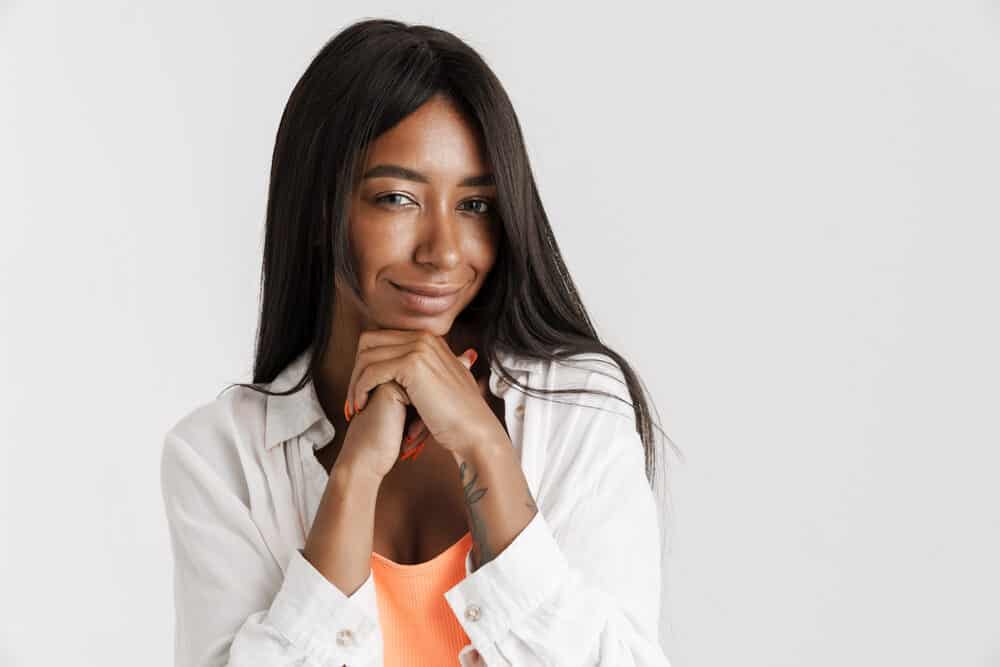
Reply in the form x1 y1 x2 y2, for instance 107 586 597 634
160 17 676 666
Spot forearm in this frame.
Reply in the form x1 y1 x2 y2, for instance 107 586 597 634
451 435 539 571
302 461 380 596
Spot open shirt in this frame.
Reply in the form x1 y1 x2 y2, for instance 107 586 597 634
160 345 671 666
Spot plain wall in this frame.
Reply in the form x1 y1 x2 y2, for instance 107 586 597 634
2 1 998 665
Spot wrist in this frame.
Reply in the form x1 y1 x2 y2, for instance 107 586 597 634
450 429 511 466
330 457 384 496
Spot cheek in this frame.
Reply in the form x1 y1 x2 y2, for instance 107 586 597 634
468 227 501 274
350 226 412 278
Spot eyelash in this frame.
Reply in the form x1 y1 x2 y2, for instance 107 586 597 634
375 193 494 216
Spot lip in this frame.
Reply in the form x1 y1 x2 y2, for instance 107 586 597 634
389 281 464 297
389 280 465 315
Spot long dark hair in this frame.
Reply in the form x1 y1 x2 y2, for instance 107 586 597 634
220 18 680 489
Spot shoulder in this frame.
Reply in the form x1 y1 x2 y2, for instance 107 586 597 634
159 385 268 508
515 350 640 470
518 349 634 417
513 350 648 518
554 351 630 393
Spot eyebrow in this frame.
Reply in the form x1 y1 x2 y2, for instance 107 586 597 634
362 164 495 187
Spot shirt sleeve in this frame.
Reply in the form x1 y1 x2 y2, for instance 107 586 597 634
442 370 671 666
160 429 384 666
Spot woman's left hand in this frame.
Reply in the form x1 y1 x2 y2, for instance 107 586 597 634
346 329 505 456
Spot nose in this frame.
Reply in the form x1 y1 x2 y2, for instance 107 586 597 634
413 199 462 270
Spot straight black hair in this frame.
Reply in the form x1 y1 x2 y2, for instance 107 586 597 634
220 18 679 489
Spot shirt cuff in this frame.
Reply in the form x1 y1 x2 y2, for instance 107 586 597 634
267 547 380 662
443 510 570 652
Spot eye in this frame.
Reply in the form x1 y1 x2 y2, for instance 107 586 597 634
460 198 494 215
375 193 416 207
374 194 495 216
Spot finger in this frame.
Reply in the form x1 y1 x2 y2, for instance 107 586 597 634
348 328 424 416
392 349 476 421
401 435 428 460
409 438 429 460
354 350 423 414
347 341 415 416
352 331 441 413
417 333 473 382
356 329 425 358
404 418 426 444
460 348 477 370
354 339 475 414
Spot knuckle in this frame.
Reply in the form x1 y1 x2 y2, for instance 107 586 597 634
355 366 370 389
358 348 374 367
417 332 437 351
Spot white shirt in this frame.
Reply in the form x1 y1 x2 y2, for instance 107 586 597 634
160 345 670 666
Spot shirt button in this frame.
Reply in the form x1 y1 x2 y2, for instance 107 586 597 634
335 628 355 646
464 603 482 622
515 404 525 418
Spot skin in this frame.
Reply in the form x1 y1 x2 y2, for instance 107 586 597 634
304 93 538 580
313 92 500 471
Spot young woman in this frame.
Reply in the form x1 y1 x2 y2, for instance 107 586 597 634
160 17 676 667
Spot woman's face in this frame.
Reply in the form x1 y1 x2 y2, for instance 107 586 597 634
342 94 501 338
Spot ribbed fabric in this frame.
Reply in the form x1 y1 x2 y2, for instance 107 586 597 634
371 530 474 666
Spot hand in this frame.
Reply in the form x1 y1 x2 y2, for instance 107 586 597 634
345 330 504 456
337 379 410 480
398 359 494 461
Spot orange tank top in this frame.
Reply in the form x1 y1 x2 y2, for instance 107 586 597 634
371 530 474 665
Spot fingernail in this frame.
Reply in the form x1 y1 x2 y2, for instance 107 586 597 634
402 437 427 460
344 399 351 422
354 398 361 414
410 440 427 460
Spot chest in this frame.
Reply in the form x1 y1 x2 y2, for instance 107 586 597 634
374 390 508 565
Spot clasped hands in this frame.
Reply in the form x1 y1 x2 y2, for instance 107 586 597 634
343 329 507 461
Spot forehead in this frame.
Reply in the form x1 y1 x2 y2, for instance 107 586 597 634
362 96 491 179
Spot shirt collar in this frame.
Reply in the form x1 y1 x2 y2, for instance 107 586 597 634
263 344 534 451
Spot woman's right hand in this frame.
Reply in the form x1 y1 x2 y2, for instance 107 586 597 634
336 380 409 481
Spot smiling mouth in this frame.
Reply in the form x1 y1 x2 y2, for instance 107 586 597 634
389 281 464 297
389 280 466 315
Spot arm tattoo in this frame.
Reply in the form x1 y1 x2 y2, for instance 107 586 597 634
459 461 494 570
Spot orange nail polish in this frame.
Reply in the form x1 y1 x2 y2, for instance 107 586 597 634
344 399 351 422
403 437 427 460
410 440 427 460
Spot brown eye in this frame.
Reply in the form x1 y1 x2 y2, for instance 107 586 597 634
461 199 493 215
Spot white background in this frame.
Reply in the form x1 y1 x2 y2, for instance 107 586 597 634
2 1 999 665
